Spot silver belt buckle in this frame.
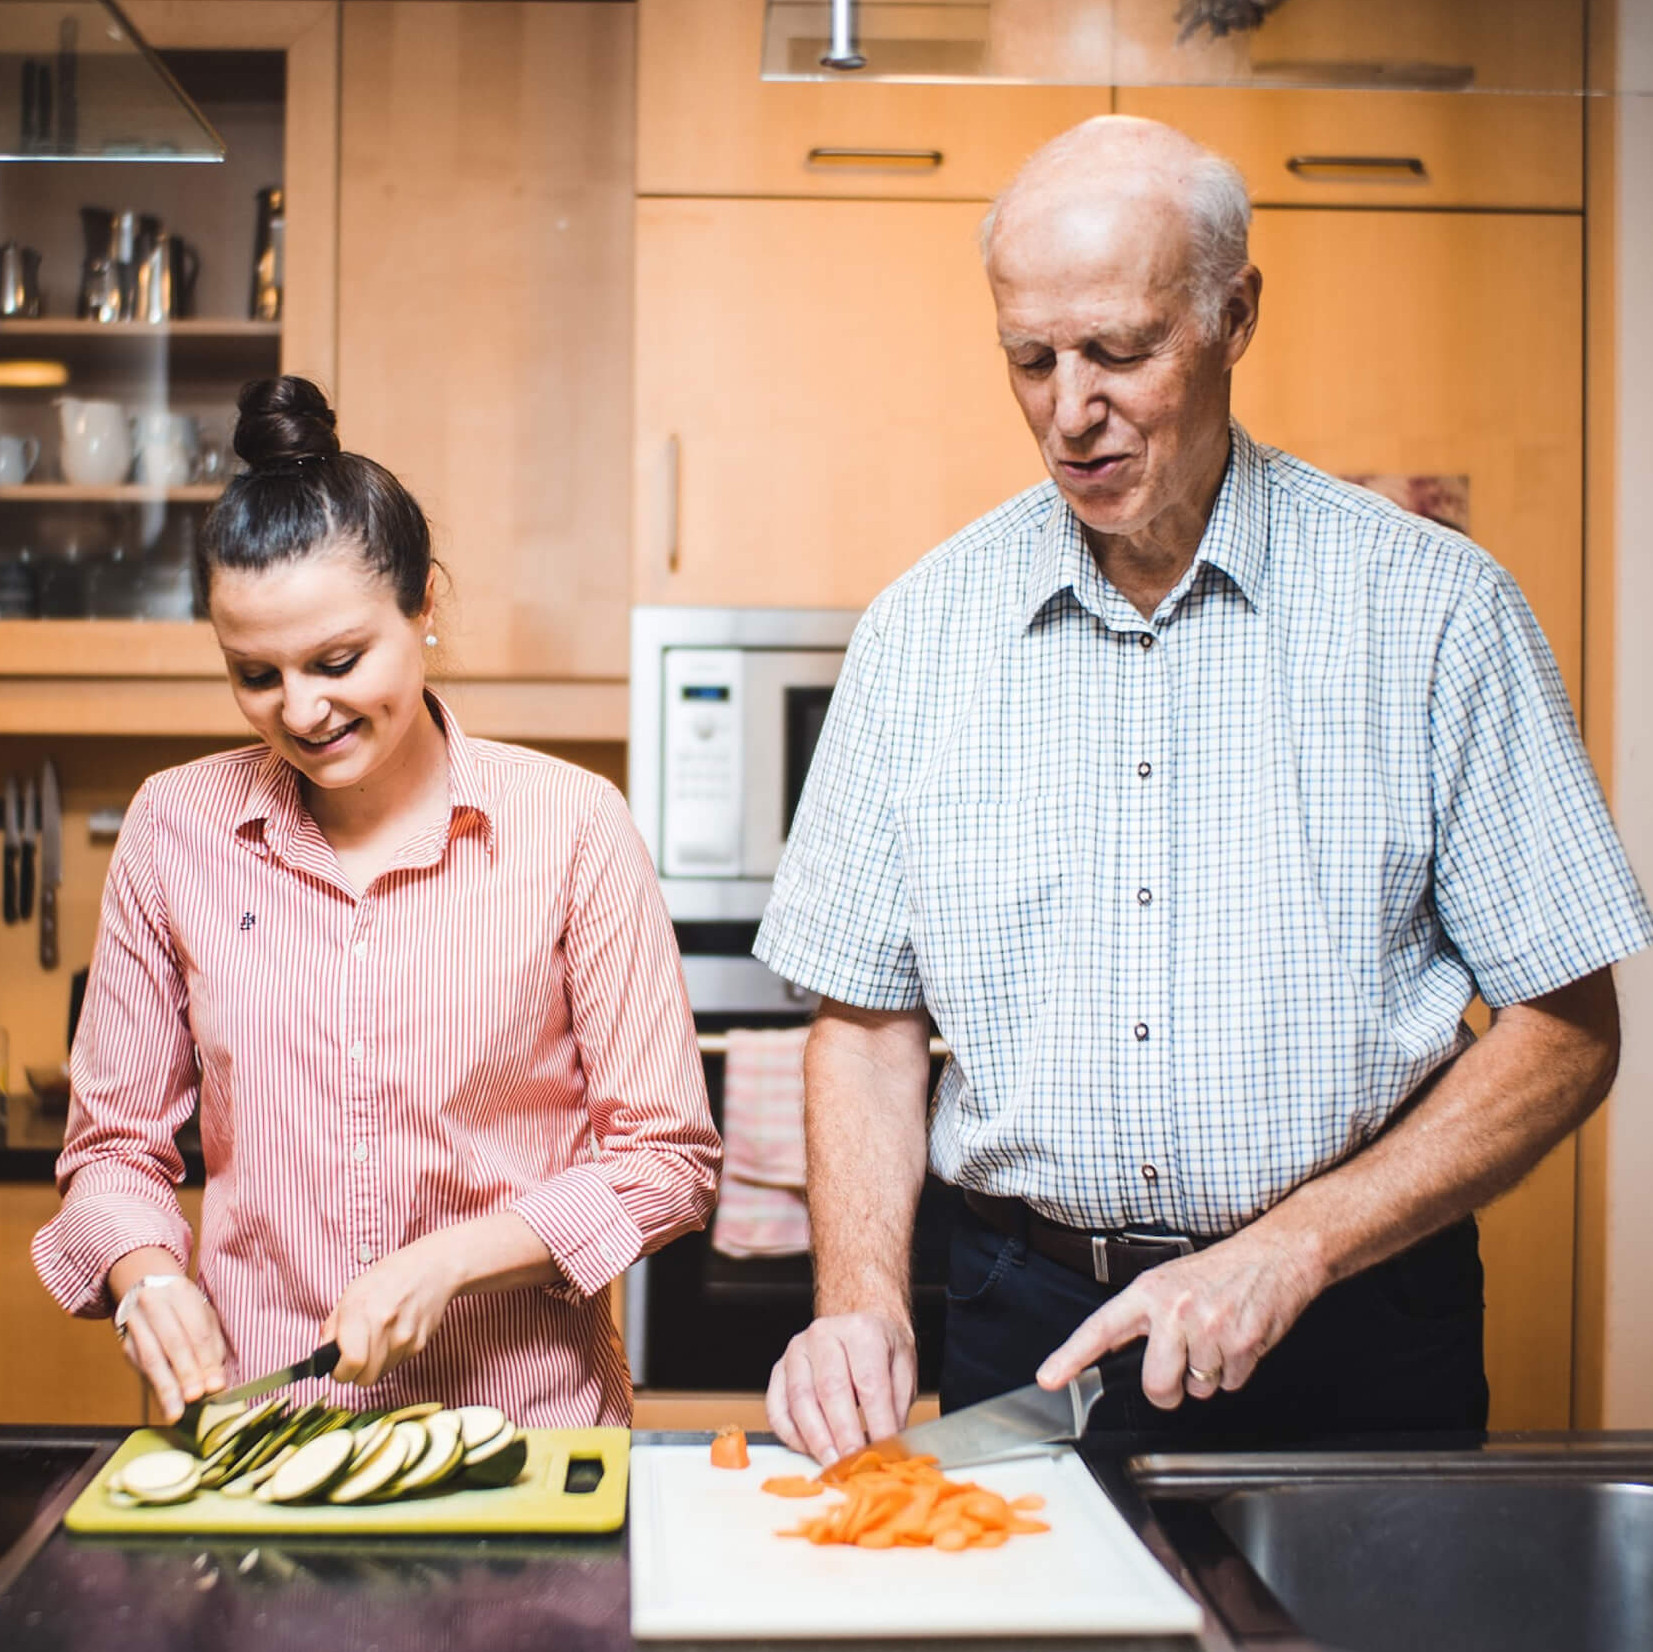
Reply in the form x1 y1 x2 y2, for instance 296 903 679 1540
1091 1230 1196 1285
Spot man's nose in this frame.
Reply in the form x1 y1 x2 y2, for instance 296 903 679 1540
1051 357 1105 440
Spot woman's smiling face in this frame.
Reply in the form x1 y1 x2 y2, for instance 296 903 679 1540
210 542 435 793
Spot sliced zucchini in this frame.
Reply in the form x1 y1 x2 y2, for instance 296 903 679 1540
119 1449 204 1505
327 1430 411 1504
193 1399 247 1453
261 1429 357 1504
452 1405 509 1453
349 1418 394 1467
200 1394 286 1460
380 1401 443 1424
462 1435 528 1488
461 1421 516 1466
393 1412 466 1494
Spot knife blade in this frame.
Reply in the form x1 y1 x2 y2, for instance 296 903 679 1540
174 1340 341 1438
39 759 60 970
19 775 36 920
854 1344 1145 1471
2 776 18 925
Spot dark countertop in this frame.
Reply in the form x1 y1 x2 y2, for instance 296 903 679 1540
0 1091 202 1184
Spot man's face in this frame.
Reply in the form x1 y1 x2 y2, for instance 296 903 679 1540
988 189 1257 544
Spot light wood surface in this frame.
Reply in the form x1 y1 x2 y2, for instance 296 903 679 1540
633 196 1046 607
638 0 1112 201
1116 87 1583 211
336 1 635 683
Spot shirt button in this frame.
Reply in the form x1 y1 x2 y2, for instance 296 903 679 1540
1137 887 1152 906
1134 1021 1150 1041
1139 633 1155 649
1137 761 1152 779
353 941 368 960
349 1041 365 1061
353 1141 369 1162
1142 1163 1159 1182
357 1243 374 1264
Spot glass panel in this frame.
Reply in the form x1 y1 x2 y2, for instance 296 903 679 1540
0 0 225 161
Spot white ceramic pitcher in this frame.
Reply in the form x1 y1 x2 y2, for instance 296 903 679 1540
56 397 132 487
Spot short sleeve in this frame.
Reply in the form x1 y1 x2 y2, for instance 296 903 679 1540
754 612 924 1009
1430 566 1653 1006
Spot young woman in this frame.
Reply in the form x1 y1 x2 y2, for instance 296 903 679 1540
33 377 719 1426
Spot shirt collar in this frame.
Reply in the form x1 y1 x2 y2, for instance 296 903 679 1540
1019 420 1270 629
234 689 497 861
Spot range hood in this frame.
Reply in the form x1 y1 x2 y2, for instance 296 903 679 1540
762 0 1588 94
0 0 225 161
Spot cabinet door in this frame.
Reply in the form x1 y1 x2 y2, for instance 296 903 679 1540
639 0 1112 200
633 197 1046 608
1238 210 1583 1429
337 2 633 681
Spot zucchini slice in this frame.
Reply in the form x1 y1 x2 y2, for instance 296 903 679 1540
327 1430 411 1504
260 1429 357 1504
390 1412 465 1495
200 1394 286 1461
462 1435 528 1488
119 1449 204 1505
452 1405 509 1452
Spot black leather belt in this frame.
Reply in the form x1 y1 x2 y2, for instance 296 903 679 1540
963 1190 1206 1289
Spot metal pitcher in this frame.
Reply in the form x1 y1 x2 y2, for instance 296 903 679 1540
133 233 199 323
0 243 42 318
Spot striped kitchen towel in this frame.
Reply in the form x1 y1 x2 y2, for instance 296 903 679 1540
712 1026 810 1258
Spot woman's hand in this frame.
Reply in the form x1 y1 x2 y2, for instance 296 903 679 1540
322 1239 462 1388
110 1254 229 1425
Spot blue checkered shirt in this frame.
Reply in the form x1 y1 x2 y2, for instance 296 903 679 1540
755 424 1653 1238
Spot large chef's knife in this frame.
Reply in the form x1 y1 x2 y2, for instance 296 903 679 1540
38 759 60 970
174 1340 341 1438
2 776 18 924
19 775 36 920
853 1345 1145 1472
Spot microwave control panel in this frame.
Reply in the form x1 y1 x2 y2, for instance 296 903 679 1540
661 648 744 878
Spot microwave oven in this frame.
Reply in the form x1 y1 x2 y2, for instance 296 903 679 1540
629 606 861 925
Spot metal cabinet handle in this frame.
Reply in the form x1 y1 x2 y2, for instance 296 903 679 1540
663 433 680 575
1285 154 1428 183
821 0 865 70
807 146 945 170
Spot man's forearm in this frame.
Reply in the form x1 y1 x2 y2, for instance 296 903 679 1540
1258 969 1620 1293
804 1002 932 1321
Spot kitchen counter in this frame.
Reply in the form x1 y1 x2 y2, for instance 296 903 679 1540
0 1090 202 1184
5 1426 1653 1652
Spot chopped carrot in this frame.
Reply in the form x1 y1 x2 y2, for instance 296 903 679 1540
761 1474 825 1497
765 1450 1052 1551
709 1424 750 1470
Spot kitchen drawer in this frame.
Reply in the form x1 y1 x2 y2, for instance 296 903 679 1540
638 0 1111 200
1118 88 1582 211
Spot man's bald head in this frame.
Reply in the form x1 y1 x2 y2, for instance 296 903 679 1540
982 117 1251 340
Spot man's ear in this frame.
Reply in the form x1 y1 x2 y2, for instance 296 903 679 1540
1222 265 1263 368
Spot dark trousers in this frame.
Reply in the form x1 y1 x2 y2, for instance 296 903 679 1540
941 1201 1489 1446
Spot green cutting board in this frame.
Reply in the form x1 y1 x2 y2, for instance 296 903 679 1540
64 1426 628 1536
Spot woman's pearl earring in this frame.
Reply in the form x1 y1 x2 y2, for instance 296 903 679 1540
424 633 438 648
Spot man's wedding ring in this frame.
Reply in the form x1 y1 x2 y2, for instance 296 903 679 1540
1186 1363 1221 1386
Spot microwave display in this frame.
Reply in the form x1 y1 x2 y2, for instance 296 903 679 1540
784 685 834 838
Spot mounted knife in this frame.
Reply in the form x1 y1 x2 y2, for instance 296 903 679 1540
174 1340 341 1439
2 776 17 924
19 775 36 920
847 1344 1146 1473
39 759 61 970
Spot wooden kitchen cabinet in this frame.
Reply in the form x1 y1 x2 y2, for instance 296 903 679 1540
336 2 634 697
633 196 1046 607
638 0 1111 201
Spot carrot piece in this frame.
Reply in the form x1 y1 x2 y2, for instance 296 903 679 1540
1010 1493 1046 1512
762 1474 826 1498
709 1424 750 1470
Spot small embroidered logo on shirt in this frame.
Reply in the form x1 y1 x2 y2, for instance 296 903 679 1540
239 912 256 932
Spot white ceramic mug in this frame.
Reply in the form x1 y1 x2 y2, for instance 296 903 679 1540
56 398 132 487
130 409 199 488
0 434 40 485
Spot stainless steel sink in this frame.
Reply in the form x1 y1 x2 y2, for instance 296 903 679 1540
1131 1443 1653 1652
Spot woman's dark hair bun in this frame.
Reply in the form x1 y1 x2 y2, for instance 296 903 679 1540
232 376 341 470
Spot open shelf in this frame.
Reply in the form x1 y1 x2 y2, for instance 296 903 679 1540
0 319 281 378
0 484 223 504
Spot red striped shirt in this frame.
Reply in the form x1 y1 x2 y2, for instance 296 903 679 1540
32 695 719 1426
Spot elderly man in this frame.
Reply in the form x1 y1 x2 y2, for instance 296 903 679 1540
753 116 1653 1462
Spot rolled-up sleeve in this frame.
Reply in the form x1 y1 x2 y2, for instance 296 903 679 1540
1430 565 1653 1006
32 784 198 1317
755 610 924 1009
509 783 720 1299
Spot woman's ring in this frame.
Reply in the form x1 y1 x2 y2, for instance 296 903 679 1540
1186 1363 1221 1386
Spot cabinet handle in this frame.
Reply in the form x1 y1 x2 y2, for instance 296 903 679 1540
807 147 945 170
696 1032 948 1056
663 433 681 575
1285 154 1428 183
821 0 866 70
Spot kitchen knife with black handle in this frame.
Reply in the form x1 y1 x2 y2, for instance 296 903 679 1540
19 775 36 920
39 759 60 970
2 776 18 925
173 1340 342 1439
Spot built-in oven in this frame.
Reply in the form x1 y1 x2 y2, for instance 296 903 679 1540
627 607 959 1393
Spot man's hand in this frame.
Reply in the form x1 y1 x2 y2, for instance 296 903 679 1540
767 1310 918 1463
1036 1227 1324 1407
323 1241 461 1388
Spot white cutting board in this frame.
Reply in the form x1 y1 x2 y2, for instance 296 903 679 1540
629 1443 1204 1640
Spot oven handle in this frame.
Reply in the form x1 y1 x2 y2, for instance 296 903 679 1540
697 1032 948 1056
